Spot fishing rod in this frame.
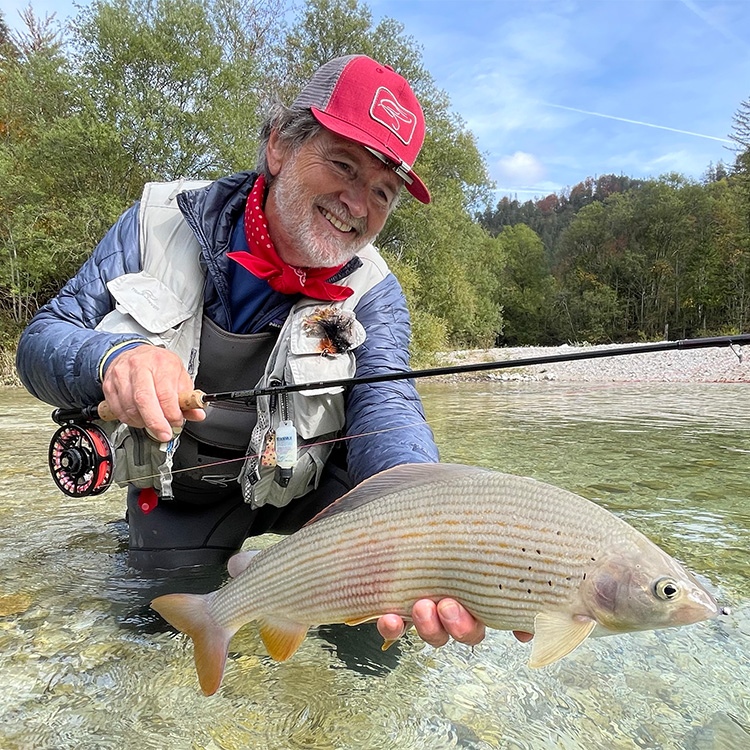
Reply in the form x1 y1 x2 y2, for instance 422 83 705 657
47 333 749 497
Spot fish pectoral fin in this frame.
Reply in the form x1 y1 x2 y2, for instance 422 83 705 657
343 614 381 626
528 612 597 668
258 617 310 661
151 593 236 697
227 550 261 578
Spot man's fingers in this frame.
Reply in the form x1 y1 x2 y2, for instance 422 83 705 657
102 346 195 440
411 600 449 647
376 614 408 642
436 599 485 646
377 603 525 651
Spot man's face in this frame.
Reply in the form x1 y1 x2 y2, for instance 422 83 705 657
264 128 402 268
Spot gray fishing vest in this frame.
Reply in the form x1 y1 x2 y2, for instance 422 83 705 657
94 178 391 508
166 317 276 496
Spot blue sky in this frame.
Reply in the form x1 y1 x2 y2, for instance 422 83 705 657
3 0 750 202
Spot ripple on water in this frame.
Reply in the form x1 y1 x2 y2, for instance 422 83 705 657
2 386 750 749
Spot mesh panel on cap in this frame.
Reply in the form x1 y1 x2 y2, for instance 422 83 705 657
292 55 358 110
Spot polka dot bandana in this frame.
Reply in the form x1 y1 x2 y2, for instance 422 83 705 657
227 175 353 301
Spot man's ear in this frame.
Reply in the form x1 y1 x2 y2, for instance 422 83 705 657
266 130 286 177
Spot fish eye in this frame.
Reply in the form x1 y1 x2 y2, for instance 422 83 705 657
653 578 680 600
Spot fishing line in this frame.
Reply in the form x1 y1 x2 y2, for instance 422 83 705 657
49 417 432 495
46 333 749 497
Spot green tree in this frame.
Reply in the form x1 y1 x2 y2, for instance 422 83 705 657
72 0 281 181
555 198 629 341
0 9 127 336
495 224 558 345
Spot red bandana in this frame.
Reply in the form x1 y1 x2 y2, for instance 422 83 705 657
227 175 353 301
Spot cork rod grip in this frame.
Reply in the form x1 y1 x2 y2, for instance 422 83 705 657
95 390 207 422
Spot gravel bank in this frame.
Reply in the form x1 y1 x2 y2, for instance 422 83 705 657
436 341 750 383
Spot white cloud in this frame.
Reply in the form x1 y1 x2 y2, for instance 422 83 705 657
494 151 546 186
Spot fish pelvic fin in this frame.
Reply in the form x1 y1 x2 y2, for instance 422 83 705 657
258 617 310 661
151 593 237 696
227 549 261 578
528 612 597 668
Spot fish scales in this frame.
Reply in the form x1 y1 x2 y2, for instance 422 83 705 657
151 463 721 695
214 477 629 627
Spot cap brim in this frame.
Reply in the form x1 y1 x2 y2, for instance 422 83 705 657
311 108 431 204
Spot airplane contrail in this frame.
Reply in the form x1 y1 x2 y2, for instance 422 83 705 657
678 0 750 52
545 103 733 143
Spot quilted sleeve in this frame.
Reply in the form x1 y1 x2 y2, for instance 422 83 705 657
15 203 147 408
344 272 439 484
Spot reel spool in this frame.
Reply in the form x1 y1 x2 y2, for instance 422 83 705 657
48 422 114 497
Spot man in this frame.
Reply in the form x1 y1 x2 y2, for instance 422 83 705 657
17 54 487 650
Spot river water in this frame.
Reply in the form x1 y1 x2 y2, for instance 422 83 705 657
0 382 748 749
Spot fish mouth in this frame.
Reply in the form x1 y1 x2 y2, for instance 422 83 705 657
675 585 722 625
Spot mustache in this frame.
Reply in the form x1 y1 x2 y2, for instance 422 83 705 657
317 196 368 236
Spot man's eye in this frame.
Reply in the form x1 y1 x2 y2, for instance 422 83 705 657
333 160 353 173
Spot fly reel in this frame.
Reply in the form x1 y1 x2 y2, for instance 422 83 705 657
48 420 114 497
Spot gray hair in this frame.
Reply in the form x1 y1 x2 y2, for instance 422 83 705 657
256 101 323 181
255 100 404 209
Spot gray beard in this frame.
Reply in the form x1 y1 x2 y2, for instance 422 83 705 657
271 171 375 268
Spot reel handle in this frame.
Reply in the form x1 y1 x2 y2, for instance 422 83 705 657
95 389 208 422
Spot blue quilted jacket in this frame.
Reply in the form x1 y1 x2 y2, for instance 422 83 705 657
16 171 439 483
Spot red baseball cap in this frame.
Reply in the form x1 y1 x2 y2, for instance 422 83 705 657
293 55 431 204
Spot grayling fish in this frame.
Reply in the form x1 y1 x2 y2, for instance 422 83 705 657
151 463 722 695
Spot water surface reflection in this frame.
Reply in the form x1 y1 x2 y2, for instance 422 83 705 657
1 384 748 749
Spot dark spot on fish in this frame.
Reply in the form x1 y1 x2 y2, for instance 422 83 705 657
548 581 553 586
498 583 503 590
583 573 587 580
528 566 533 571
591 557 596 562
527 589 532 594
522 547 526 552
519 579 525 583
536 549 541 554
556 530 561 536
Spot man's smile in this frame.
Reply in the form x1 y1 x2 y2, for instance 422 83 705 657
320 206 354 233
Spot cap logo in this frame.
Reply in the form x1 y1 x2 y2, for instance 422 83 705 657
369 86 417 145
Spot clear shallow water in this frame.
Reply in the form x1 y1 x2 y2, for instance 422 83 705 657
1 383 748 749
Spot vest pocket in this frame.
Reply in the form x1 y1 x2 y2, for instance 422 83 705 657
97 271 194 345
255 448 328 509
284 306 363 438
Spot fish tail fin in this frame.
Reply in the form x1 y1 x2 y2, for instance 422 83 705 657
151 593 237 696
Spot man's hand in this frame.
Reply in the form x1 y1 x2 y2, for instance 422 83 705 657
102 346 205 441
377 598 533 648
377 599 484 647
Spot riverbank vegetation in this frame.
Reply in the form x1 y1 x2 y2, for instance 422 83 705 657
2 0 750 383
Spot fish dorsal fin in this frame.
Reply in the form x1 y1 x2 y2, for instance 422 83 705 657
305 463 488 526
529 612 597 668
227 549 261 578
258 617 310 661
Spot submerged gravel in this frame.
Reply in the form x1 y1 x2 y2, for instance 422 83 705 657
437 341 750 383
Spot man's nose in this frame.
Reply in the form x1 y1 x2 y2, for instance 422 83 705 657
339 181 368 219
